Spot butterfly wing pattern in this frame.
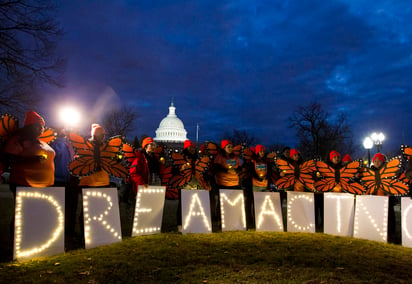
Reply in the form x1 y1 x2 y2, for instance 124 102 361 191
0 114 18 142
275 158 315 191
361 157 408 196
314 160 364 194
68 132 128 178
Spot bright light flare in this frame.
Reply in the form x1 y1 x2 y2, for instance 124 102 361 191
59 107 81 127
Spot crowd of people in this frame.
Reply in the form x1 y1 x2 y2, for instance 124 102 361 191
1 110 412 248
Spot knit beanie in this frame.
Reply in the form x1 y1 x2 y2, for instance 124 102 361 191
255 144 266 155
142 137 154 149
329 150 341 161
373 153 386 163
289 149 300 159
24 111 45 127
184 140 195 149
221 140 232 149
91 123 106 136
342 154 351 163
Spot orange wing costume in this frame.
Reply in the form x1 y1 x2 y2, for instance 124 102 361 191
275 158 316 191
314 160 365 194
360 157 409 196
68 132 128 179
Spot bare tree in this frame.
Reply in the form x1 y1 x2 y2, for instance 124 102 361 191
102 105 139 138
289 102 354 160
0 0 64 113
223 129 257 147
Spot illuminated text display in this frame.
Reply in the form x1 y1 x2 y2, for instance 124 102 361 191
82 188 122 249
132 186 166 236
287 191 315 233
401 197 412 248
324 193 354 237
181 190 212 234
14 187 65 260
253 192 284 232
219 189 246 231
354 195 388 243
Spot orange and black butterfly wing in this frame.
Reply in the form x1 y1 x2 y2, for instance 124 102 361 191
195 156 210 190
69 155 96 177
314 161 336 192
381 178 409 196
99 136 128 178
274 158 296 190
340 160 365 195
39 127 56 144
232 144 242 157
68 132 95 176
122 142 137 166
398 172 412 185
242 147 254 163
380 157 401 179
299 159 316 191
361 168 379 195
0 113 18 142
401 145 412 159
206 141 220 158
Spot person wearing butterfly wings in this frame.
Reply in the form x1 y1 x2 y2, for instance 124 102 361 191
2 111 56 249
129 137 164 194
3 111 56 195
209 140 243 228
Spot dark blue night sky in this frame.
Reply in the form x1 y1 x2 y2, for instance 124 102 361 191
46 0 412 154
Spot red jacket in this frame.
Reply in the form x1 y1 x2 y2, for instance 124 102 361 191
129 150 149 194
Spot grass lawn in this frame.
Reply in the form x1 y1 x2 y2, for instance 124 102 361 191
0 231 411 283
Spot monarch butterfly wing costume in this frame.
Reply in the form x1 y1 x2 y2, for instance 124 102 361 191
0 114 18 142
39 127 56 144
68 132 95 176
122 142 138 166
167 152 193 189
98 136 128 178
361 157 407 195
299 159 316 191
314 161 337 192
401 145 412 159
339 160 365 195
195 155 210 190
274 158 297 191
68 133 128 178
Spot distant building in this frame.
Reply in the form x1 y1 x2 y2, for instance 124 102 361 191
154 100 188 143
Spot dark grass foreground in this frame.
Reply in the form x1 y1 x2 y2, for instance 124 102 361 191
0 232 411 283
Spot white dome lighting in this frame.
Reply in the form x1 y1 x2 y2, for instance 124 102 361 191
154 100 188 142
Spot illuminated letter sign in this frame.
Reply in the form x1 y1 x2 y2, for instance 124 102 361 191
287 191 315 233
253 192 284 232
132 186 166 236
401 197 412 248
83 188 122 249
181 190 212 234
324 193 354 237
354 195 388 243
14 187 65 260
219 189 246 231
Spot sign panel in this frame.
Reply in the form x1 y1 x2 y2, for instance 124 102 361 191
324 192 354 237
401 197 412 248
181 190 212 234
14 187 65 260
83 188 122 249
219 189 246 231
132 186 166 236
354 195 388 243
254 192 284 232
286 191 315 233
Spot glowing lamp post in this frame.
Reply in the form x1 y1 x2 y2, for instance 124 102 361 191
363 137 373 166
59 107 81 129
371 132 385 153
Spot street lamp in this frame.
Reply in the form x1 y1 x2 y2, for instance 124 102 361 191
363 137 373 166
59 106 81 129
371 132 385 152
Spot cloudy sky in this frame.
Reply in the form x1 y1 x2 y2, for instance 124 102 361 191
47 0 412 154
